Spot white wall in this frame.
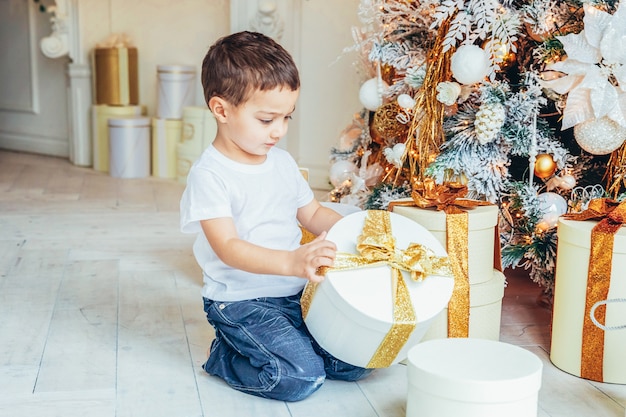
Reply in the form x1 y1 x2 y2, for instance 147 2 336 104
298 0 361 189
79 0 230 115
79 0 362 188
7 0 363 189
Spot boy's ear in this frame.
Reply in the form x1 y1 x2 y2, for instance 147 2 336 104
209 97 228 123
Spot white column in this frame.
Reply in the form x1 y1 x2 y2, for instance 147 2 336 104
67 63 92 166
40 0 93 166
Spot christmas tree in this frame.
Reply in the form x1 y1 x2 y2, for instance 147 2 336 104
328 0 626 297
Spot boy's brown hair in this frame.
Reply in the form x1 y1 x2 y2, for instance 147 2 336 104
201 31 300 107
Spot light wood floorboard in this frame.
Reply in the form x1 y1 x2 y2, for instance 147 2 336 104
0 150 625 417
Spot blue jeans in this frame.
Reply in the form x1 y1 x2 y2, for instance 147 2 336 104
202 292 372 401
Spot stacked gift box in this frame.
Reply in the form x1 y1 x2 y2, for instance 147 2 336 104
176 106 217 184
550 199 626 384
91 34 204 180
389 188 505 342
91 35 149 176
151 65 196 179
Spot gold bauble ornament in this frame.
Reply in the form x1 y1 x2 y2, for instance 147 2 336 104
534 153 557 179
371 102 410 144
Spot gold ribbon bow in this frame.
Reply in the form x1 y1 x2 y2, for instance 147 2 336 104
562 198 626 382
301 210 452 368
388 180 501 338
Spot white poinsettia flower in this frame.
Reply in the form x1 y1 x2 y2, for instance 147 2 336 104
542 2 626 130
383 143 406 169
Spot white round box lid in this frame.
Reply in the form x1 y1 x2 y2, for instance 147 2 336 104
157 64 196 74
408 338 543 402
324 210 455 328
107 116 150 128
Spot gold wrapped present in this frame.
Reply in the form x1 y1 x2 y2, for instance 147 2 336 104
93 45 139 106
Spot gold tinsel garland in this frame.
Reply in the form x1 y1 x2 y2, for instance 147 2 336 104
384 19 453 186
605 142 626 198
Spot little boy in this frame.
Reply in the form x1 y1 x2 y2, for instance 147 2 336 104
180 31 371 402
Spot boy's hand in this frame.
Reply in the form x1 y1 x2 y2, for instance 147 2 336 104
290 231 336 283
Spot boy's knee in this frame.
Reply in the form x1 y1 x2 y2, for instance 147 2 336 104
267 372 326 402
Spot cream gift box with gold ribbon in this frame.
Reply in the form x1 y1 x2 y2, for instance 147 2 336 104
151 118 182 179
421 269 505 341
301 210 454 368
390 198 503 339
551 215 626 384
391 200 499 285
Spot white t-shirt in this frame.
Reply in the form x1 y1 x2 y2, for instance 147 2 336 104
180 145 314 301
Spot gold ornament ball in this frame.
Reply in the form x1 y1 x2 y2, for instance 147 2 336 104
534 154 557 179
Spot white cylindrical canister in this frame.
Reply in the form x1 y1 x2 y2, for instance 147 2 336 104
108 117 151 178
92 104 146 172
156 65 196 119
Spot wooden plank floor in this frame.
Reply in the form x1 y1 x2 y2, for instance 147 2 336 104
0 149 625 417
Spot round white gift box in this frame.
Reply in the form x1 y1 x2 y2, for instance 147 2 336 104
156 65 196 119
407 338 543 417
108 116 151 179
303 210 455 368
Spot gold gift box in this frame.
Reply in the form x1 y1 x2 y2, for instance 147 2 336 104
94 47 139 106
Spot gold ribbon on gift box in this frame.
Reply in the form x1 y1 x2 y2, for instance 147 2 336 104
301 210 452 368
388 180 502 338
561 198 626 382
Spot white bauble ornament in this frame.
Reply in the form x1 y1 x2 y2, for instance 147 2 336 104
537 192 568 230
397 94 415 110
359 78 388 111
574 117 626 155
329 160 358 187
450 45 490 85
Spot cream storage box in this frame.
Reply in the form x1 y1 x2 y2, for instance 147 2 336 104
551 218 626 384
302 210 454 368
151 118 182 179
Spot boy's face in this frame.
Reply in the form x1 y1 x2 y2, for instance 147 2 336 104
214 87 299 164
